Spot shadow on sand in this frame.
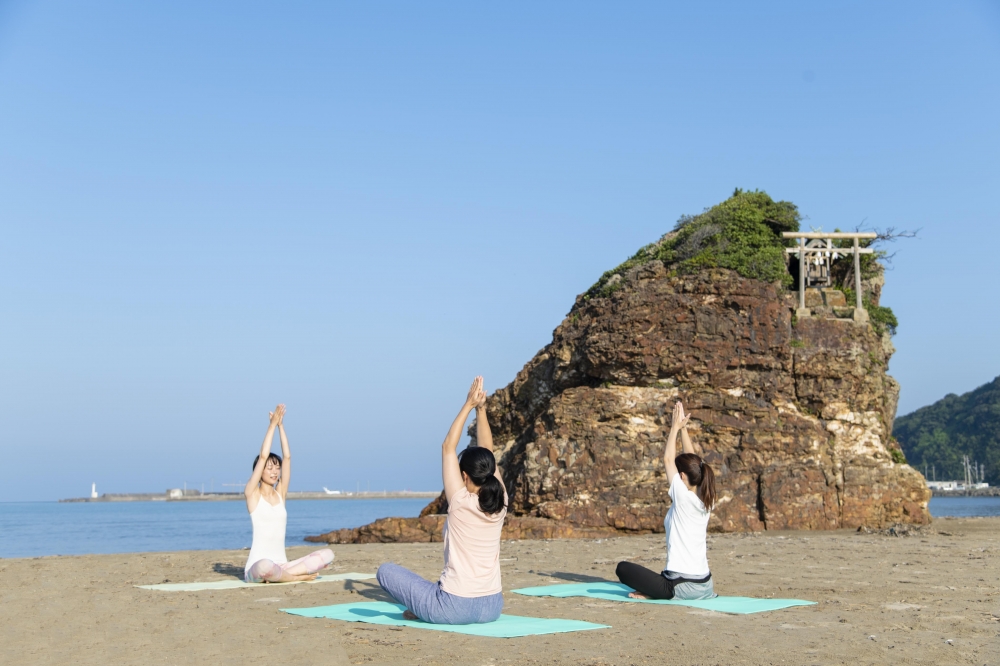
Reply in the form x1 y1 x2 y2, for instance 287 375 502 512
537 571 613 583
212 562 245 579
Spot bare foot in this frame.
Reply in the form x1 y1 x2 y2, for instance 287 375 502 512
278 572 318 583
402 610 419 621
628 592 650 600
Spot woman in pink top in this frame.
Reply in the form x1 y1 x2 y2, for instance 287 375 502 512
377 376 507 624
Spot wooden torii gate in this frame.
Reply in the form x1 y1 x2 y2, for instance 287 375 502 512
782 232 876 323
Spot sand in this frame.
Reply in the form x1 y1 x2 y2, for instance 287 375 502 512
1 517 997 665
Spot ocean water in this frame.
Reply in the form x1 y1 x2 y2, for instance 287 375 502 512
2 496 996 559
928 495 1000 518
0 498 429 559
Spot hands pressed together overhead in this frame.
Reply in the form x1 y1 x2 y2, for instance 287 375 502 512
671 401 691 431
466 376 487 410
269 404 286 427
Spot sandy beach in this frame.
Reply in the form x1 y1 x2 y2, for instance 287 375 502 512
2 517 997 666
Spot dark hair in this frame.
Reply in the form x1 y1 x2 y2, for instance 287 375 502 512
458 446 506 515
252 452 282 473
675 453 716 510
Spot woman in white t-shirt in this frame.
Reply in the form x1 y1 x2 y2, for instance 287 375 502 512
616 401 718 600
376 376 508 624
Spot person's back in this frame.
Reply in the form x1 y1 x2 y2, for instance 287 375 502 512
663 468 714 599
439 485 506 597
376 377 508 625
616 401 717 601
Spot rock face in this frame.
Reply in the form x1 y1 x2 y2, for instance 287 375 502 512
310 263 929 544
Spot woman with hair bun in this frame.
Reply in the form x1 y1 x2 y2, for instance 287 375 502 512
377 376 507 624
615 401 718 600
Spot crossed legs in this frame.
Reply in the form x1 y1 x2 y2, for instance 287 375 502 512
246 548 334 583
615 561 674 600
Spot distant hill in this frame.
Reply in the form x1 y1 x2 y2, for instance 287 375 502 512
894 376 1000 485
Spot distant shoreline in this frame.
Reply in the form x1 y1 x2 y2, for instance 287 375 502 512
59 490 440 503
930 487 1000 497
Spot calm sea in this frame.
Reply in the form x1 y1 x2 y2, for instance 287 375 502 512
1 496 996 559
928 495 1000 518
0 498 429 559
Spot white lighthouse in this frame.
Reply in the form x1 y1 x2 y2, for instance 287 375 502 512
91 483 98 499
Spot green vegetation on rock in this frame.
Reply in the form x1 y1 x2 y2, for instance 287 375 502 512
585 189 800 299
582 189 903 337
894 375 1000 485
831 233 899 336
842 287 899 337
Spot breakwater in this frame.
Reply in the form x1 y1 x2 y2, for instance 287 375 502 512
930 487 1000 497
59 490 439 503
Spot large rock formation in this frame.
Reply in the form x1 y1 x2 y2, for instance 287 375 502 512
308 260 930 544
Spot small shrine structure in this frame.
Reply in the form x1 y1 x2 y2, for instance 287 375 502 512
782 232 876 324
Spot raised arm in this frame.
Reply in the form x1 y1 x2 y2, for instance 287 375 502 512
475 396 505 486
678 403 696 454
664 401 690 481
277 411 291 499
245 405 285 511
443 377 485 502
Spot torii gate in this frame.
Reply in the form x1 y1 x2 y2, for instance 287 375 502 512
782 232 877 324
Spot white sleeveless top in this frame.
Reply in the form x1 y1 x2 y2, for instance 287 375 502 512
245 493 288 576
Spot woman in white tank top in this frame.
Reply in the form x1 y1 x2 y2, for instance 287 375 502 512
243 404 334 583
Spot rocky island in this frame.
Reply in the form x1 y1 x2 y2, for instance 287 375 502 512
308 191 930 545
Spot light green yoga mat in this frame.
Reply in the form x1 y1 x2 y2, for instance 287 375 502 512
136 572 376 592
281 601 610 637
512 582 815 614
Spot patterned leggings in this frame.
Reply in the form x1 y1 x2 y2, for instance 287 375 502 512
245 548 334 583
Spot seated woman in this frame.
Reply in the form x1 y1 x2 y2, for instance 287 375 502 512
377 376 507 624
243 404 334 583
616 401 718 600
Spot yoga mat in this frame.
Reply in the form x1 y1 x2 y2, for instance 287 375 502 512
512 582 815 614
281 601 610 637
136 572 376 591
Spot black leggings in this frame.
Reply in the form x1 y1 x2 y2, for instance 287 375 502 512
616 561 677 599
616 562 713 600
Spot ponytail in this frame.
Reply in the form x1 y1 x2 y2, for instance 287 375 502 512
476 474 506 515
697 460 716 510
675 453 717 510
458 446 507 515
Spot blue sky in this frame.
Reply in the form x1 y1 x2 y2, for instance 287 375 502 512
1 2 998 501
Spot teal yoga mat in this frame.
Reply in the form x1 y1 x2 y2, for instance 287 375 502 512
512 582 815 614
281 601 610 637
136 572 375 591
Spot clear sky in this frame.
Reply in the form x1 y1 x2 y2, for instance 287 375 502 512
2 2 998 502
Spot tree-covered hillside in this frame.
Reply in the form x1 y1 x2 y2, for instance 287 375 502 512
894 375 1000 485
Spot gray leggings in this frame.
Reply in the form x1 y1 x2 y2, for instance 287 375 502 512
376 563 504 625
